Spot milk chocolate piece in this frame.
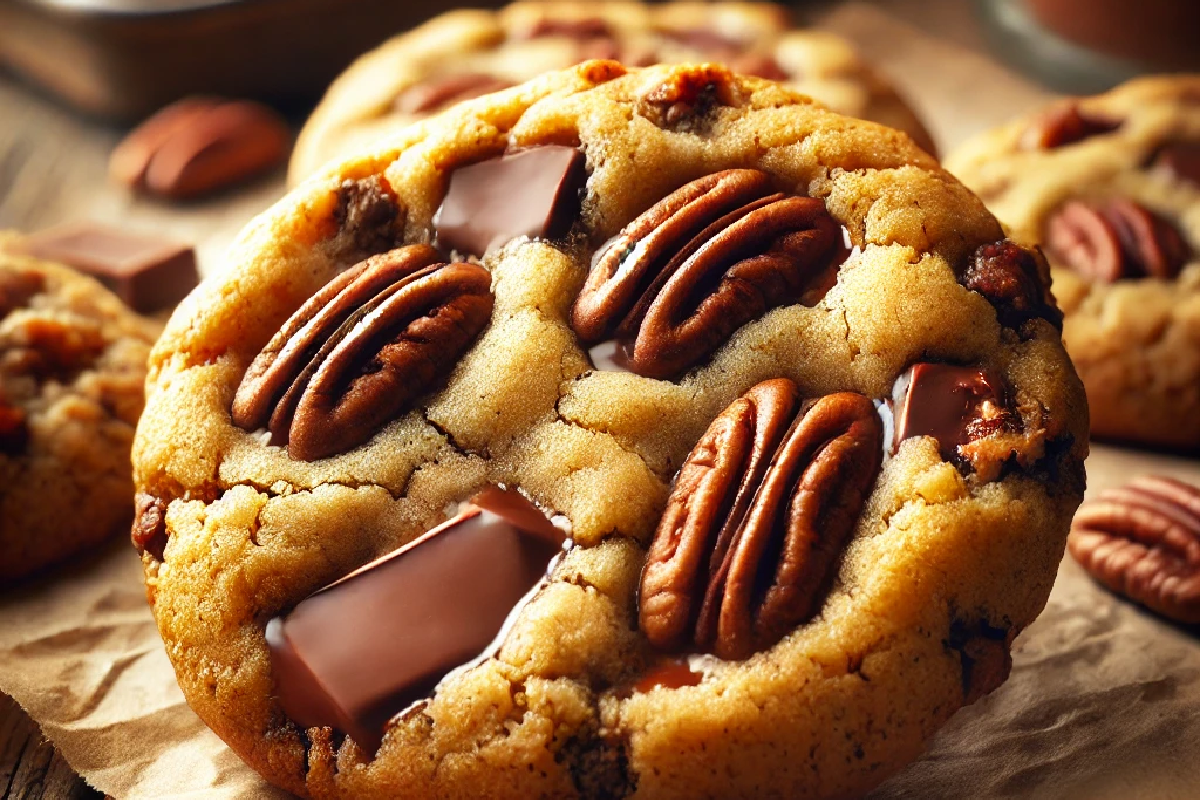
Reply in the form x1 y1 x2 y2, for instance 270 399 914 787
266 486 566 753
892 363 1001 460
433 146 586 258
24 223 197 312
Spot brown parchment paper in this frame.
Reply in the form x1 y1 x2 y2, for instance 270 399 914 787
2 3 1199 798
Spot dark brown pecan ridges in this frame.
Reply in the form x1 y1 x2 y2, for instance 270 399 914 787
639 379 883 660
1045 198 1189 283
231 244 493 461
1068 476 1200 624
572 169 843 380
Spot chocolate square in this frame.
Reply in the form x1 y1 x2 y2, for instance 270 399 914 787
24 222 198 312
266 487 565 752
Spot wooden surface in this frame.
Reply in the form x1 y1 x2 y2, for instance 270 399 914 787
0 695 99 800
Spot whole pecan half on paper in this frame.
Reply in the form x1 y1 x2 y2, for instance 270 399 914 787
639 379 883 660
1045 199 1190 283
1068 476 1200 624
232 244 493 461
572 169 845 379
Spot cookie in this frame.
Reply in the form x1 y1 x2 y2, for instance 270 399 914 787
0 235 158 582
946 76 1200 449
287 1 937 184
133 62 1087 799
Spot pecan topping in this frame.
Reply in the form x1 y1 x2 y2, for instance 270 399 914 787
1068 476 1200 624
1020 103 1121 150
0 392 29 456
963 240 1063 330
132 493 168 561
639 380 883 660
0 269 44 319
232 244 493 461
572 169 844 379
1045 199 1190 282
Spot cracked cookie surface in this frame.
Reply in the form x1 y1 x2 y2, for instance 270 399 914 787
947 75 1200 449
0 235 158 582
288 1 937 184
134 62 1087 799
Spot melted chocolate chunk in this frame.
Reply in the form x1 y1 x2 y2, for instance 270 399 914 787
433 146 586 258
23 223 197 313
892 363 1002 461
266 486 566 753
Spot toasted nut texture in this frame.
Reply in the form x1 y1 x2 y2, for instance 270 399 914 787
1045 199 1189 283
0 236 158 582
1069 476 1200 624
572 169 842 378
947 75 1200 448
111 97 290 200
134 64 1087 800
232 244 494 461
640 380 883 660
962 240 1062 331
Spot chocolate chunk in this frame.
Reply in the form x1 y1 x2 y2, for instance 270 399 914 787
892 363 1002 461
433 146 586 258
333 176 403 257
266 486 567 752
393 74 515 115
23 223 197 313
1151 141 1200 188
1020 103 1122 150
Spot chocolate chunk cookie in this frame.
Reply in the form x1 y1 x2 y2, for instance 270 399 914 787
947 76 1200 449
0 234 158 582
133 63 1087 799
288 1 937 183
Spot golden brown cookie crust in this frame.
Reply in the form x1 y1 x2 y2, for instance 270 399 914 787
288 2 937 185
135 63 1086 798
0 236 158 582
947 75 1200 449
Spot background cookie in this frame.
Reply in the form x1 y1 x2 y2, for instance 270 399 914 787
0 235 158 582
134 63 1086 799
288 1 937 184
946 75 1200 449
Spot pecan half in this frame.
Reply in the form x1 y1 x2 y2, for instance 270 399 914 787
572 169 843 379
963 240 1063 331
1020 103 1122 150
232 244 493 461
132 493 168 561
1068 476 1200 624
639 380 883 660
1045 199 1190 282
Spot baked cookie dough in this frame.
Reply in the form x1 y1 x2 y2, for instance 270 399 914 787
133 62 1087 799
288 1 937 183
0 235 158 582
947 75 1200 449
